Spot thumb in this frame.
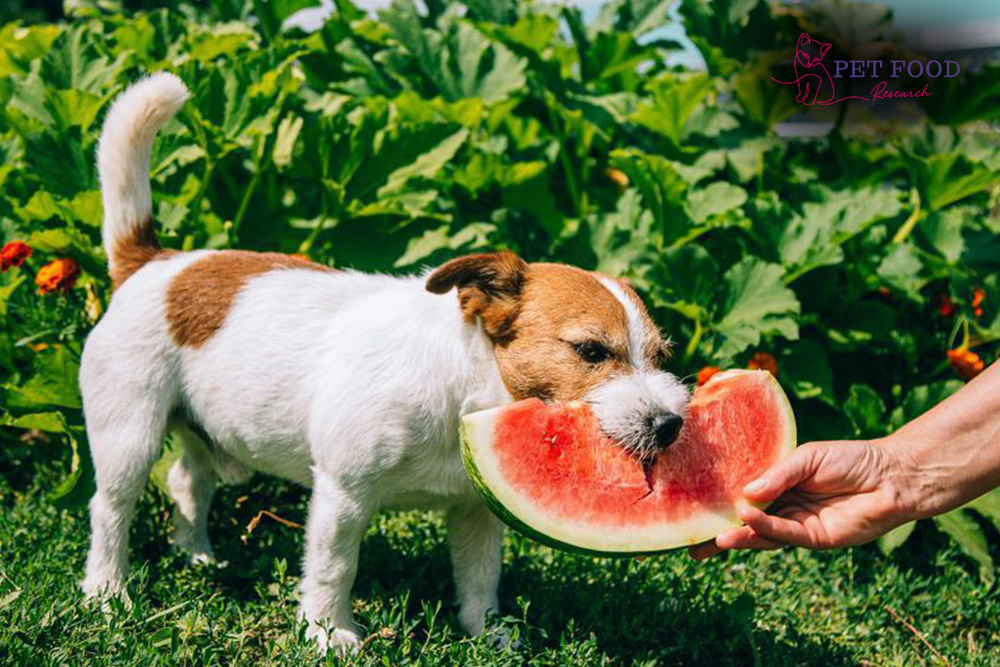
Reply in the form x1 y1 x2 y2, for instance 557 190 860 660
742 443 823 503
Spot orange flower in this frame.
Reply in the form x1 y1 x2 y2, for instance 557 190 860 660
288 253 311 262
1 241 31 272
947 348 984 381
35 258 80 295
696 365 721 386
747 351 778 376
606 167 629 190
972 287 985 318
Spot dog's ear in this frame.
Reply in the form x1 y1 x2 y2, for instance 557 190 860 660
798 32 810 47
426 252 528 339
819 41 832 59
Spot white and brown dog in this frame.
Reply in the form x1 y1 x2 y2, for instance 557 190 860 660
80 73 689 653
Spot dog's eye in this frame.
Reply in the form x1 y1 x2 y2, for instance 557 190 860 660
574 340 612 364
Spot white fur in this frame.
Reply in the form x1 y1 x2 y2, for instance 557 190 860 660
587 278 689 458
97 72 188 262
597 276 649 370
81 256 513 652
82 75 689 656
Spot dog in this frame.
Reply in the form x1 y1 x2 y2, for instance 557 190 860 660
80 73 690 654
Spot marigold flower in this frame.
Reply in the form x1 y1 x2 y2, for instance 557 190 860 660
606 167 629 190
947 348 984 381
696 365 721 386
1 241 32 272
35 258 80 295
747 351 778 376
973 287 985 318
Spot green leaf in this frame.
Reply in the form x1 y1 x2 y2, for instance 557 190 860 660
934 510 995 584
779 340 833 402
843 384 886 438
909 151 998 213
4 346 82 411
877 244 925 302
0 411 68 433
878 522 916 555
17 189 102 228
587 188 658 277
609 148 689 243
889 381 962 431
684 182 747 225
629 73 714 146
920 206 971 264
0 276 25 317
714 258 800 358
966 488 1000 527
379 128 469 196
272 113 303 169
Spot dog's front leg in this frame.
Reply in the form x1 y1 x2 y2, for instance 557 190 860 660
300 469 374 656
446 502 504 638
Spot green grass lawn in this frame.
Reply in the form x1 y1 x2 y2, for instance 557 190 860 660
2 454 998 666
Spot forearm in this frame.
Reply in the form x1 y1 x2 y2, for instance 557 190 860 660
884 361 1000 520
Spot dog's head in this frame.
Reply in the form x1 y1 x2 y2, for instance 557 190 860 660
427 252 689 459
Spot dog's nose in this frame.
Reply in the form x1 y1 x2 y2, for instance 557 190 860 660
651 413 684 449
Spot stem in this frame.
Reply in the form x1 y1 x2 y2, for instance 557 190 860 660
685 317 703 359
892 187 922 244
545 101 582 217
230 143 264 243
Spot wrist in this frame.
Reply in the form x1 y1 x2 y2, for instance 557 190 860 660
877 433 937 522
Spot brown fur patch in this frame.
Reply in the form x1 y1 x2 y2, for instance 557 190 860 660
166 251 333 348
492 264 638 401
110 220 175 290
426 252 528 339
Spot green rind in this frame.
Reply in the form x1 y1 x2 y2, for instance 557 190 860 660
460 370 797 556
459 418 644 557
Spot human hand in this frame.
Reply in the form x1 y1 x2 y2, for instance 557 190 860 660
689 439 915 560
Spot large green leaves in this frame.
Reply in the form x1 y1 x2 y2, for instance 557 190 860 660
378 1 526 103
714 258 800 358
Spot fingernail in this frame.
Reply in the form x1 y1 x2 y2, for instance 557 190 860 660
743 478 766 494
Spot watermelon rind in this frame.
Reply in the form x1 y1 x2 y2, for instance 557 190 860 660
459 370 796 556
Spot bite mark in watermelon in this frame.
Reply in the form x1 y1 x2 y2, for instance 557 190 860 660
460 370 796 555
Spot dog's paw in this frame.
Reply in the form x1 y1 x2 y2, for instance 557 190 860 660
307 623 363 657
170 536 223 568
486 626 521 651
81 579 132 614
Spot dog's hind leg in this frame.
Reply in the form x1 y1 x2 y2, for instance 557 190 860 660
166 424 218 565
81 386 172 599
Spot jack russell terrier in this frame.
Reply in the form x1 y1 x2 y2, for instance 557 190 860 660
80 73 690 654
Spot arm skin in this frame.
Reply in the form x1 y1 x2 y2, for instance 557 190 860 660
690 360 1000 560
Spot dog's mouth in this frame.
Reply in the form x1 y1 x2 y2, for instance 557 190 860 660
639 457 657 500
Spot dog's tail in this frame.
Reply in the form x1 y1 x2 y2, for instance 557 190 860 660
97 72 189 288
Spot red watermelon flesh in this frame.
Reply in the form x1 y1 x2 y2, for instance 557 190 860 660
460 369 796 554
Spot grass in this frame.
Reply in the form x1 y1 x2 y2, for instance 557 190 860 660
2 446 999 666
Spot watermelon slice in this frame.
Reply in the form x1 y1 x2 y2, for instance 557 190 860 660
460 369 796 555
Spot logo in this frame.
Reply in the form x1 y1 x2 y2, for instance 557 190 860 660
771 33 960 106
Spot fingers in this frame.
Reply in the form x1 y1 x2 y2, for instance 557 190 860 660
737 505 820 548
715 525 782 551
688 526 783 560
688 540 722 561
741 444 823 504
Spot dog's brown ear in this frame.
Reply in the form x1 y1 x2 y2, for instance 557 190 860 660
426 252 528 339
